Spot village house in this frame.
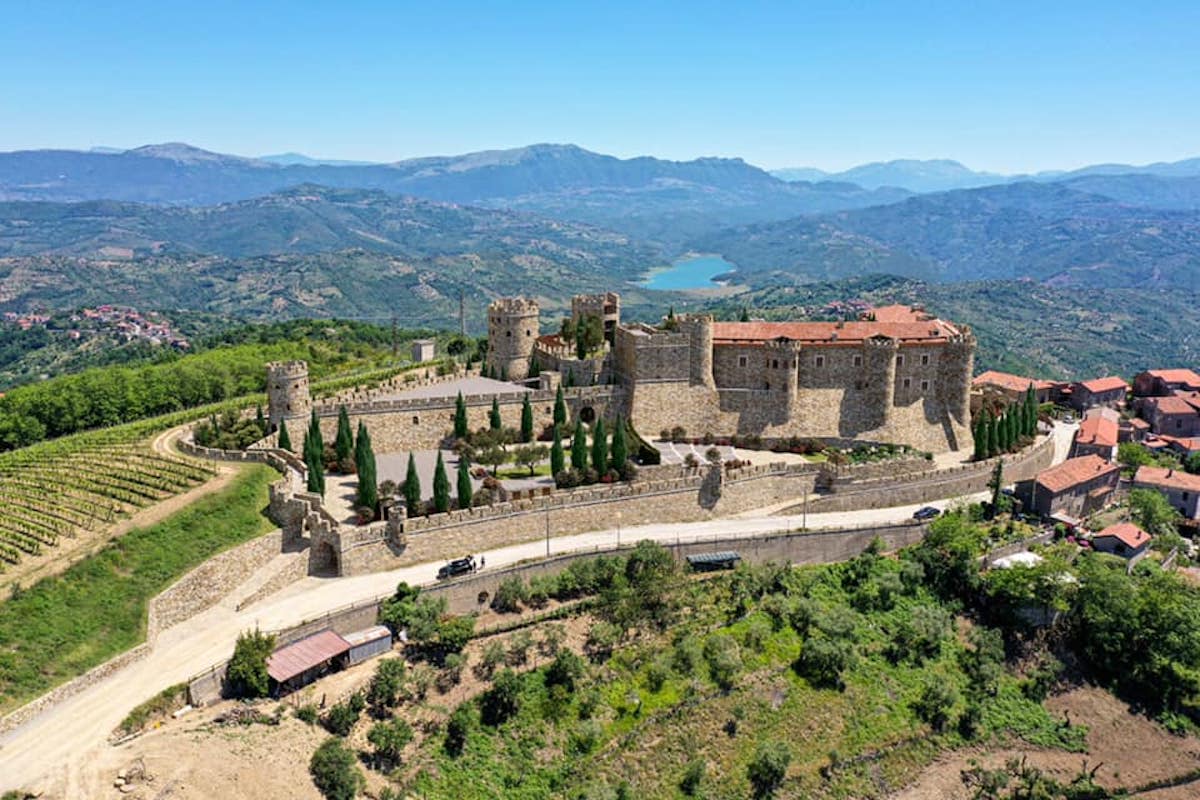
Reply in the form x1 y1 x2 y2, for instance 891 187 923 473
1030 455 1121 518
1070 412 1119 461
972 370 1059 405
1133 369 1200 398
1092 522 1153 560
1068 376 1127 412
1132 465 1200 520
1141 394 1200 437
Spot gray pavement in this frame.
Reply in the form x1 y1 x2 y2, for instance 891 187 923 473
373 375 531 402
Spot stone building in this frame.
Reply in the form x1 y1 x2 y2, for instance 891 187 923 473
491 294 976 453
1132 465 1200 519
411 338 436 363
487 297 540 381
1030 455 1120 518
266 360 312 429
572 292 621 343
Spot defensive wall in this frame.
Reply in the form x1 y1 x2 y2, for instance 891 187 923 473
185 520 928 706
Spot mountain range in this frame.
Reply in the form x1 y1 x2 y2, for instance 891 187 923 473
772 157 1200 193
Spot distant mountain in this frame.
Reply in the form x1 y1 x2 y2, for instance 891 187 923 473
772 159 1007 192
693 180 1200 289
258 152 379 167
0 186 668 323
0 142 909 246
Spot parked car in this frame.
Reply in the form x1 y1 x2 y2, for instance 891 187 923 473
912 506 941 521
437 555 476 580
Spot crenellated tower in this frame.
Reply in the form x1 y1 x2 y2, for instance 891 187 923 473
862 335 899 429
764 338 802 422
678 314 715 388
266 360 311 429
487 297 540 381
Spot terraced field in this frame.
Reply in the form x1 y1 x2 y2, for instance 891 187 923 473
0 430 217 571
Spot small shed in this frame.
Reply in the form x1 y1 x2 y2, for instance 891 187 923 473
411 339 436 363
685 551 742 572
266 630 351 695
1092 522 1153 559
344 624 393 666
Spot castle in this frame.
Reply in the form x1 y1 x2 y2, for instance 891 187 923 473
487 295 976 454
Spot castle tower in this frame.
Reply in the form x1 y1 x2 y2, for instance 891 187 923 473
266 360 311 429
678 314 715 388
940 328 977 428
487 297 540 381
572 292 621 344
863 335 899 429
764 338 802 420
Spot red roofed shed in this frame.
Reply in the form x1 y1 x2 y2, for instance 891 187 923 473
267 630 351 693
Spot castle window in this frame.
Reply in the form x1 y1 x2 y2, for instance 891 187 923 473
772 359 779 369
896 355 904 366
853 355 862 367
903 378 911 389
413 415 420 425
815 356 825 368
921 354 930 366
526 329 531 337
920 380 930 391
506 331 512 337
738 355 747 368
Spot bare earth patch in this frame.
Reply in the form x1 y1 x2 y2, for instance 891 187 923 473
889 685 1200 800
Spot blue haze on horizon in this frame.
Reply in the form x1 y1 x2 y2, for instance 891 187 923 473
0 1 1197 174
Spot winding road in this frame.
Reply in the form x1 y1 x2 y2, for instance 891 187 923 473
0 422 1077 794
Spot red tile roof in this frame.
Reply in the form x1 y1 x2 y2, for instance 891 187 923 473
869 304 932 323
1036 455 1120 493
1129 417 1151 430
1094 522 1152 550
1133 465 1200 493
266 630 350 683
973 370 1057 394
711 316 962 345
1147 394 1200 416
1078 376 1128 394
1144 369 1200 387
1075 416 1119 448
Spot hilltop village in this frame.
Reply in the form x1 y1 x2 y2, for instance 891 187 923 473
6 292 1200 800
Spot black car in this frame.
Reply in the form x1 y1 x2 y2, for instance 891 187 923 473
912 506 941 521
437 556 476 580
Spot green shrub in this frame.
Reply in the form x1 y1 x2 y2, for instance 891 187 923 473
480 669 523 726
445 704 474 756
295 704 319 725
226 629 276 699
309 737 365 800
367 718 414 768
913 677 960 732
546 649 586 693
747 740 791 798
680 758 706 795
492 576 527 613
367 658 407 711
322 701 359 737
703 633 742 690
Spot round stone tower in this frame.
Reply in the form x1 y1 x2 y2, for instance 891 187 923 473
679 314 715 388
266 360 311 429
487 297 539 381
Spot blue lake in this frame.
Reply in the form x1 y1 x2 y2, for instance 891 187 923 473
640 254 736 290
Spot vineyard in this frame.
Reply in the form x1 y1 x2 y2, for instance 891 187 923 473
0 427 217 571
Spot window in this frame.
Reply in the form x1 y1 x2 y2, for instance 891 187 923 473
1178 419 1184 429
738 355 747 368
815 355 825 368
506 330 512 337
903 378 911 389
413 415 420 425
772 359 779 369
1185 492 1191 501
526 329 531 337
853 355 862 367
921 354 930 366
896 355 904 366
920 380 930 391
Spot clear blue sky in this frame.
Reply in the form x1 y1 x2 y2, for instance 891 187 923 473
1 1 1197 172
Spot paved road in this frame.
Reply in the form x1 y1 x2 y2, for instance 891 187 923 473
0 425 1076 793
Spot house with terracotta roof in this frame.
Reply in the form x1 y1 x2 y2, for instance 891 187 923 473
1070 414 1119 461
1031 455 1121 518
1133 369 1200 398
1122 416 1150 443
972 370 1059 405
1092 522 1153 559
1069 376 1127 412
1141 393 1200 437
1132 465 1200 519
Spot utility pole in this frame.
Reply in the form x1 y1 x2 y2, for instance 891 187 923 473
545 508 550 557
390 314 398 358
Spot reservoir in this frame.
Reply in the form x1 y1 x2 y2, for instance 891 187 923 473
640 254 736 290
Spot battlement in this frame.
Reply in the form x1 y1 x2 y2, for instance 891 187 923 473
266 360 310 377
489 296 540 315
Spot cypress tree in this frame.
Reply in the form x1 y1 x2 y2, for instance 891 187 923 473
520 394 534 443
453 391 468 439
1007 409 1019 449
553 385 567 428
457 456 473 509
591 418 608 475
986 410 999 457
304 410 325 495
308 409 324 454
610 417 628 473
739 307 750 322
403 452 422 517
973 417 987 461
571 420 588 471
277 418 291 451
355 421 377 513
432 451 451 514
335 405 354 467
255 405 267 435
565 370 575 388
997 411 1010 452
1026 386 1038 436
550 424 565 475
500 364 508 382
529 359 540 379
489 397 502 430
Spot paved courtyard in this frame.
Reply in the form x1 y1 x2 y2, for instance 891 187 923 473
374 375 531 402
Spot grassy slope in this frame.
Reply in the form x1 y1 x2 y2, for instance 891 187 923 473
408 561 1081 799
0 464 276 714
